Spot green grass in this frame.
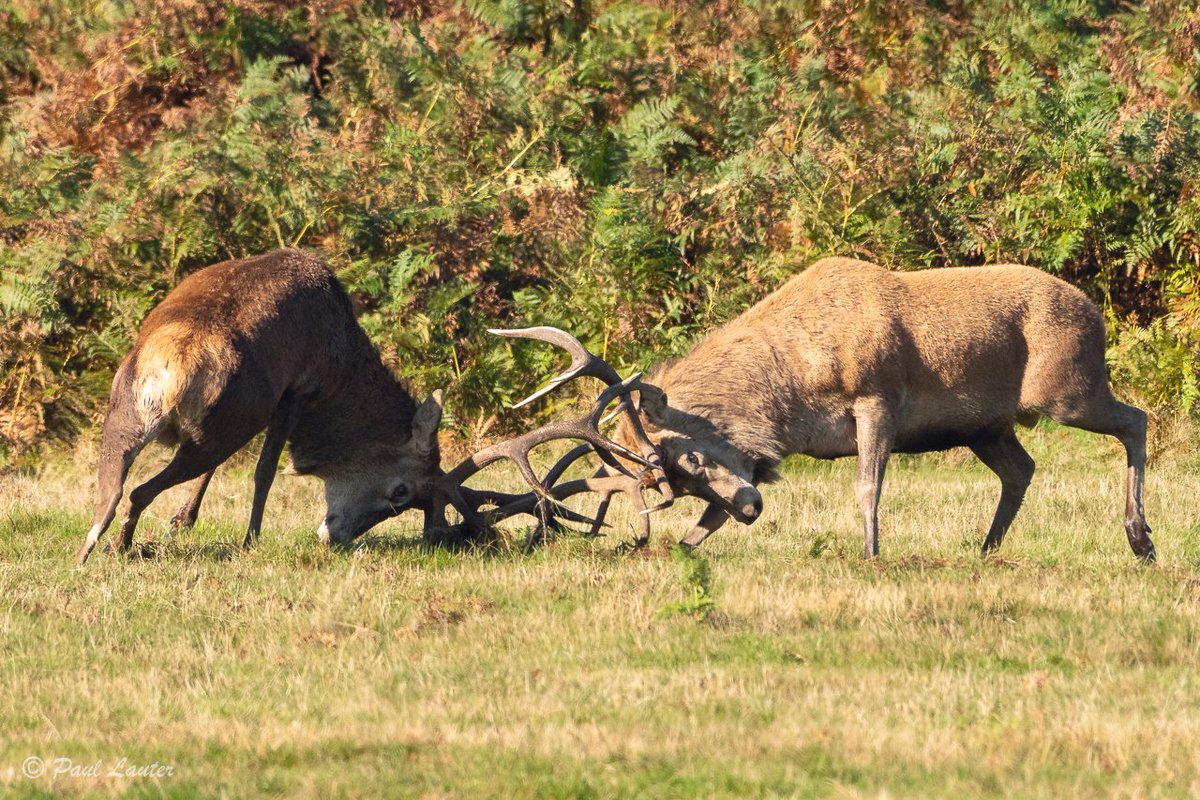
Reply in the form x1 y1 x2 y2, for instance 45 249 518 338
2 423 1200 798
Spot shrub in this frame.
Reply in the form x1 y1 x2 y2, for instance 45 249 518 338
3 0 1200 462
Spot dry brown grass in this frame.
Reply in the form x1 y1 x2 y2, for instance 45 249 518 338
1 422 1199 797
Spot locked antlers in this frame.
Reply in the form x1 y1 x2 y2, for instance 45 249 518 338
425 327 673 545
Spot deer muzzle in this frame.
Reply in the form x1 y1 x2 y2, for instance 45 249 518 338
730 485 764 524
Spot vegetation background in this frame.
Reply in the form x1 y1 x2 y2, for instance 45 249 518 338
4 0 1200 464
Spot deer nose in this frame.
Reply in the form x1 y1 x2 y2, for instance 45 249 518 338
732 486 763 523
742 497 762 520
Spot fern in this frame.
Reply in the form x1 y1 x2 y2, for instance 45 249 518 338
617 97 696 170
0 272 42 315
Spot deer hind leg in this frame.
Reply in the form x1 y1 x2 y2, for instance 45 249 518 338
680 502 731 548
115 440 242 557
854 397 895 559
78 377 153 565
78 434 150 566
970 427 1036 556
1046 394 1155 562
1114 404 1155 561
171 470 215 533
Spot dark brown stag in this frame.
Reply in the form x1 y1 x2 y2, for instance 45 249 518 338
77 249 447 564
78 247 668 563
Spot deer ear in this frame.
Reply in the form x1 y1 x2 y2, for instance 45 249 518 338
412 389 443 456
637 385 668 428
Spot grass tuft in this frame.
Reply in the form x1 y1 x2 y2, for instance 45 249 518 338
657 545 719 622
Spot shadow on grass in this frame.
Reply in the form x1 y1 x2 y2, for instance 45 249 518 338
876 553 1036 572
105 539 241 563
106 522 514 564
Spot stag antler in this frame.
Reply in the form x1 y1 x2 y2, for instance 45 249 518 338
425 327 674 547
492 327 672 490
489 327 676 545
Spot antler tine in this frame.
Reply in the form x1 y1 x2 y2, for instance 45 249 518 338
451 443 590 513
436 372 654 510
458 486 534 509
588 491 615 538
501 446 640 550
487 460 672 551
585 374 640 424
489 327 623 408
637 445 675 513
489 326 666 486
456 446 603 531
427 326 675 547
599 401 626 427
542 443 593 487
490 474 634 521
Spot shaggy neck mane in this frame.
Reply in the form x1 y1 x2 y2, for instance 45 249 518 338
648 333 791 466
288 332 418 471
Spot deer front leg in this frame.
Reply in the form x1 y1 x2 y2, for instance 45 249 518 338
680 502 731 548
243 393 304 550
853 397 895 559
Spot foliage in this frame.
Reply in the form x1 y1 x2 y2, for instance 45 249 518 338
659 543 718 621
3 0 1200 460
1107 314 1200 418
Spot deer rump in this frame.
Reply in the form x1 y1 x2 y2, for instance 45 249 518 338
603 257 1155 562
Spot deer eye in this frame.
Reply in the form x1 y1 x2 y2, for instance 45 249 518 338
389 482 410 504
682 452 702 473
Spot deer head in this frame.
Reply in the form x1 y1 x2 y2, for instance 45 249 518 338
299 391 445 545
620 389 764 525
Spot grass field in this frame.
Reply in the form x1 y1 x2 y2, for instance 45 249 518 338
2 422 1199 798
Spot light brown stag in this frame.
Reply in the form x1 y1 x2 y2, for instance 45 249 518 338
610 257 1156 561
77 250 663 564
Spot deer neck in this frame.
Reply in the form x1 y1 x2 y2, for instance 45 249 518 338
288 343 416 472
